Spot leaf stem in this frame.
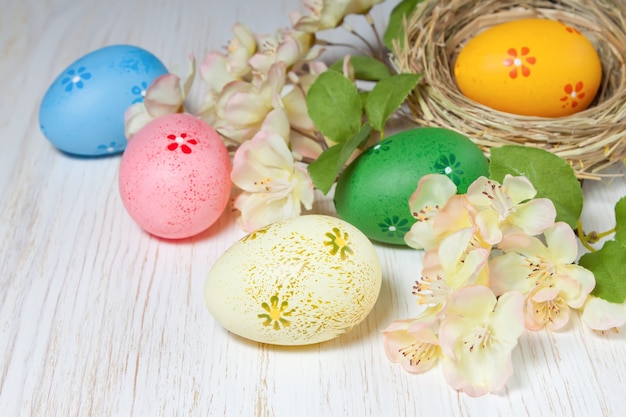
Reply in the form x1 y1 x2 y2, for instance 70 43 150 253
577 220 597 252
593 228 617 241
577 220 616 252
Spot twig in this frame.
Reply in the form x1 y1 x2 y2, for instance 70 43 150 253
315 38 372 57
365 13 385 60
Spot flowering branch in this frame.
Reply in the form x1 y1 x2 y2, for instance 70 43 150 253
385 172 596 396
123 0 399 231
118 0 626 398
386 144 626 396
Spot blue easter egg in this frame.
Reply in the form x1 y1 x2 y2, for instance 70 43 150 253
39 45 168 156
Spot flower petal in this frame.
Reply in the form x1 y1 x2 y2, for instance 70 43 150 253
497 231 546 257
557 264 595 308
382 318 414 333
530 286 560 303
435 227 472 273
404 220 439 251
474 210 503 245
276 37 302 66
261 62 287 103
294 0 351 32
445 285 496 323
435 228 489 289
293 163 314 210
466 176 492 207
220 87 268 125
200 51 238 91
508 198 556 236
290 130 323 161
439 288 523 397
441 347 514 397
345 0 385 15
124 103 153 139
230 130 312 231
260 108 291 142
502 174 537 204
221 23 256 78
581 296 626 330
524 286 569 330
408 174 457 219
383 320 441 374
544 222 578 264
281 83 315 131
231 131 293 191
181 54 197 98
489 252 536 295
524 286 569 331
144 73 183 117
491 291 525 340
234 191 295 232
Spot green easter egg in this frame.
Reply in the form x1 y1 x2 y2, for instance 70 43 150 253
333 127 489 245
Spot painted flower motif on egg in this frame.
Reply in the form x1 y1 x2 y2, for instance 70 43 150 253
502 47 536 79
454 19 602 117
205 215 382 346
61 66 92 91
166 132 198 153
39 44 168 156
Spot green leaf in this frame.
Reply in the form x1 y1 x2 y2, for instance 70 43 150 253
383 0 424 51
364 73 420 132
307 145 343 195
359 91 369 109
338 123 372 173
306 71 362 143
579 240 626 304
307 124 372 195
489 145 583 229
329 55 392 81
615 196 626 246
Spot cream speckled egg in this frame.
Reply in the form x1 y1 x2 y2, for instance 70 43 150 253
205 215 382 345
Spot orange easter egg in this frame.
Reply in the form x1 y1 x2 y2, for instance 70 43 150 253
454 18 602 117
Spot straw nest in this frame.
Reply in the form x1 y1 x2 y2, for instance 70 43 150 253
392 0 626 179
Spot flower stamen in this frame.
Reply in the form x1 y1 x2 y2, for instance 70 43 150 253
481 180 514 220
462 324 493 353
534 296 567 324
412 275 452 306
413 204 440 222
524 256 555 286
254 177 272 191
399 341 438 367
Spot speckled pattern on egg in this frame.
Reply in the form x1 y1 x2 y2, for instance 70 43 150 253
205 215 382 346
119 113 231 239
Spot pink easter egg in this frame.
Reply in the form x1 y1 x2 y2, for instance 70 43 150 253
119 113 231 239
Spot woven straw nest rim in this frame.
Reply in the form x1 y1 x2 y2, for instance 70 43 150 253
392 0 626 179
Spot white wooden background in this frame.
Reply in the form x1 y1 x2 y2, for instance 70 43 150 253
1 0 625 416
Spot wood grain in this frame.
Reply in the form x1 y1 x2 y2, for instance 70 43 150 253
1 0 625 416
